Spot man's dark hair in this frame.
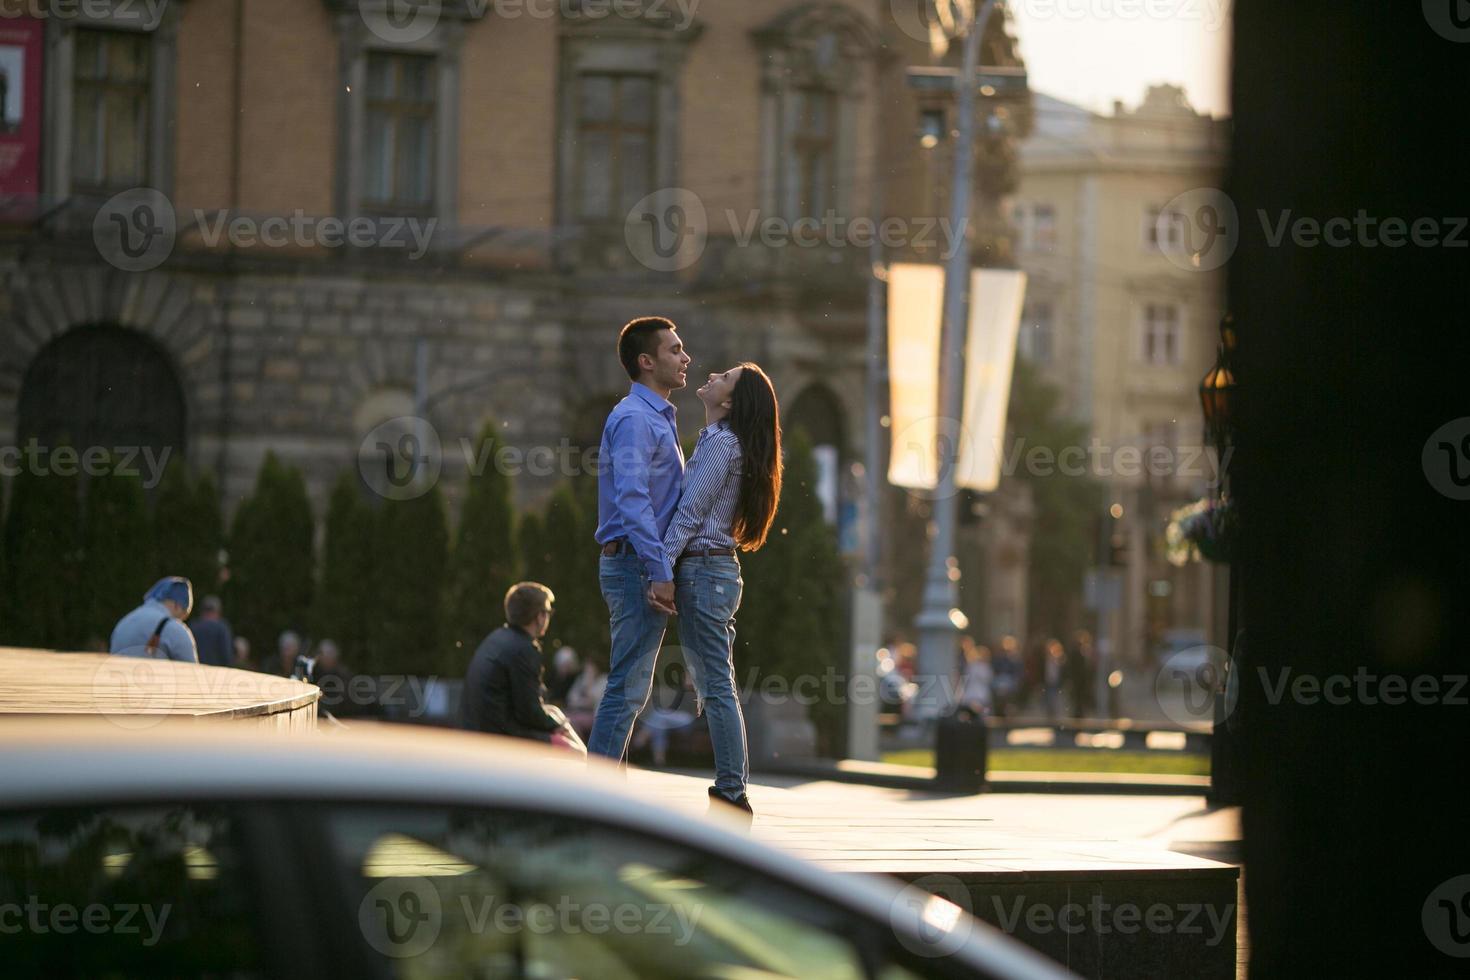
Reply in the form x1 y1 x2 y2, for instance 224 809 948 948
618 316 677 381
504 582 554 628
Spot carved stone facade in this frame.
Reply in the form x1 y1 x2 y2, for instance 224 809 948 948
0 0 1032 639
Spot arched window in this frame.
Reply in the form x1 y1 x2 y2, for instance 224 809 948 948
786 383 848 528
17 325 185 462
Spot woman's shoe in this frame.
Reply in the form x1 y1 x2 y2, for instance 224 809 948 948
707 786 754 826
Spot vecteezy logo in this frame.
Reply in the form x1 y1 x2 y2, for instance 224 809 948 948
624 188 708 272
362 0 442 44
360 877 442 959
889 874 973 958
93 188 176 272
1422 418 1470 500
358 416 443 501
888 0 934 44
1154 645 1238 727
1158 188 1238 272
1424 0 1470 42
891 416 975 501
1424 875 1470 957
91 655 180 730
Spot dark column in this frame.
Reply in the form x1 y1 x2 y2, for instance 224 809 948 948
1233 2 1469 975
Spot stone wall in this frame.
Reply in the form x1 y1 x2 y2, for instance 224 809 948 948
0 248 874 528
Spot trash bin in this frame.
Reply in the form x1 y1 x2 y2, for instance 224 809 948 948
934 705 988 793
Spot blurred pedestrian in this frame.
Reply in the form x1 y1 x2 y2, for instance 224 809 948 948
546 645 580 706
1020 635 1048 711
311 639 373 719
958 636 994 715
232 635 255 671
276 631 302 678
462 582 585 754
565 657 607 742
895 641 917 681
1065 630 1097 719
109 577 198 663
1042 639 1066 720
991 635 1020 716
189 595 233 668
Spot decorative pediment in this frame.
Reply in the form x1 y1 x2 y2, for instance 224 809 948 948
751 2 880 59
324 0 486 20
558 0 705 41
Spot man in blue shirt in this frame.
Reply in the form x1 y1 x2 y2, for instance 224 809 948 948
588 316 690 763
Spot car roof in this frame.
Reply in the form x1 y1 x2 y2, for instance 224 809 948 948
0 718 1073 980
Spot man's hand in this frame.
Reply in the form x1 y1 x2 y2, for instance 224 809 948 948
648 580 676 615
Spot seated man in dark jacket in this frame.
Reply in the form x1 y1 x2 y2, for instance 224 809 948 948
462 582 585 754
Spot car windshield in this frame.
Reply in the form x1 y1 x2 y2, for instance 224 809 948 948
326 804 882 980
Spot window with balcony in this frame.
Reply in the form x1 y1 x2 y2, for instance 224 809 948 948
333 5 472 233
70 29 151 194
1019 301 1055 364
753 7 878 224
362 52 436 215
555 8 703 265
1013 202 1058 252
1142 302 1182 365
1031 203 1057 250
574 73 656 223
1145 204 1185 250
793 85 837 219
44 8 179 202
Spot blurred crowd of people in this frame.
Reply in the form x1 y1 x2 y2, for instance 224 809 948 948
104 576 634 751
877 629 1104 723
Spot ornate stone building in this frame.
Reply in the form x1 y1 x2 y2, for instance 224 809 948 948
0 0 1030 637
1012 84 1231 661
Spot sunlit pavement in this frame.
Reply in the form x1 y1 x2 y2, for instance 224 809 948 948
642 766 1245 977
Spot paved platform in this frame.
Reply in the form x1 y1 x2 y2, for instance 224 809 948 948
633 767 1242 980
0 648 319 730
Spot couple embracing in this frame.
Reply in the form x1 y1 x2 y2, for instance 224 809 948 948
588 316 782 826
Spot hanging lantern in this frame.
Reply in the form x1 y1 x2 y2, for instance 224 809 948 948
1200 314 1238 450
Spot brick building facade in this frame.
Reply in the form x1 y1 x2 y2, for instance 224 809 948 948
0 0 1030 638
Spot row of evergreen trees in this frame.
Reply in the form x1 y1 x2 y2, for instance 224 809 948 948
0 425 847 746
0 459 222 651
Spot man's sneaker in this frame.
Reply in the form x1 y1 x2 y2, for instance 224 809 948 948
707 786 754 826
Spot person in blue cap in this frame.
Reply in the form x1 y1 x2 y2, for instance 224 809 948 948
109 577 200 663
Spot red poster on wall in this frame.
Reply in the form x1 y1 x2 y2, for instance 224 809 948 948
0 18 44 207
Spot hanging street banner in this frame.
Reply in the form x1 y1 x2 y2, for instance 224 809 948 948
887 263 1027 493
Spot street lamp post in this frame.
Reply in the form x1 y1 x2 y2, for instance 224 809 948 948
912 0 999 724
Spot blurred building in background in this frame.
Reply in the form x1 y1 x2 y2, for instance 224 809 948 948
1012 83 1230 663
0 2 1032 644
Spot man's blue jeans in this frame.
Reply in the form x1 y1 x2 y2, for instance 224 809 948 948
588 553 669 762
674 555 749 800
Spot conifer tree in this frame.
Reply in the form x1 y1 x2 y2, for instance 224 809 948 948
1 467 82 649
446 420 519 665
226 452 315 658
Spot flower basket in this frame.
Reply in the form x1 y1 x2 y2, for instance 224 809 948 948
1165 496 1237 566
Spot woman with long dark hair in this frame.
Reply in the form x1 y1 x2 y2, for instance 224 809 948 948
658 362 782 823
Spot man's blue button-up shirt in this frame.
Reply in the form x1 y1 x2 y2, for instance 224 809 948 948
595 382 686 582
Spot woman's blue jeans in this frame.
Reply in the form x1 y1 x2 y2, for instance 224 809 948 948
674 555 749 800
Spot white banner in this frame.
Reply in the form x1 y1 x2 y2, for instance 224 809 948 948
886 263 947 490
958 268 1028 491
886 263 1027 493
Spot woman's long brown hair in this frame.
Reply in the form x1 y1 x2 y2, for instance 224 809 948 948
727 362 782 551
